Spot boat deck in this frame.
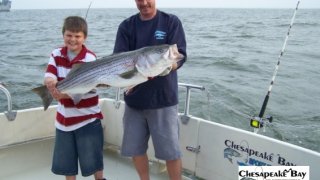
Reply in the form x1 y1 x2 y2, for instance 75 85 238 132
0 138 171 180
1 98 320 179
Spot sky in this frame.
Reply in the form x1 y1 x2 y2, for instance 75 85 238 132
11 0 320 9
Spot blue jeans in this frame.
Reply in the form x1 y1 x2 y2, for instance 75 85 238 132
51 119 104 176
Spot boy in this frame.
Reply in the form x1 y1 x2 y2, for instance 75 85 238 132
44 16 105 180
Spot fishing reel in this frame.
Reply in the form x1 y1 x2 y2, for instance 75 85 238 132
250 115 273 133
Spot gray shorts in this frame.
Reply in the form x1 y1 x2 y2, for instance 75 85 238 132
121 105 181 160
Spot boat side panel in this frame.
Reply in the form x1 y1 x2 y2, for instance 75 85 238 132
0 107 56 147
192 116 320 180
100 99 160 161
99 99 125 148
179 116 200 173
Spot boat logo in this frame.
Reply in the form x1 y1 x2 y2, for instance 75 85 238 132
154 30 166 40
238 166 309 180
224 139 298 166
224 147 242 163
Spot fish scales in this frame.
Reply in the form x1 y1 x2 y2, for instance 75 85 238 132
32 44 184 110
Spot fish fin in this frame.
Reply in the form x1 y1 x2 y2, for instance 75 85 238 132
96 84 110 88
69 94 84 105
119 68 138 79
135 62 148 77
67 63 83 77
158 66 172 76
31 85 53 111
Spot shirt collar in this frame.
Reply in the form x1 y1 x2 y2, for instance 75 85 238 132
61 45 88 64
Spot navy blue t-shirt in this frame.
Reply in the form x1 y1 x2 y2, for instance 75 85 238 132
113 10 187 109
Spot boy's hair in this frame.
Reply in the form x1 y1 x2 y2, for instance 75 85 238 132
62 16 88 37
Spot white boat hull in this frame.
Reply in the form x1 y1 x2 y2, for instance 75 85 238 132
1 98 319 179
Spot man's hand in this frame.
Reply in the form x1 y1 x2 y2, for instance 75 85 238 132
158 62 178 77
172 62 178 70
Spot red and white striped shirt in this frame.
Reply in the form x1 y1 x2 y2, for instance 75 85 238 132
45 45 103 131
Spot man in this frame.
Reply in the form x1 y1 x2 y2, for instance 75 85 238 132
113 0 187 179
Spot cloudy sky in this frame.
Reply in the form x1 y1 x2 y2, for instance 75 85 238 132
11 0 320 9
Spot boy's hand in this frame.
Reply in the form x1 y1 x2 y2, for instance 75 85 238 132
44 78 57 91
44 77 70 100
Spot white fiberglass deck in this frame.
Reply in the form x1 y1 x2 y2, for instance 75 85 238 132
0 138 169 180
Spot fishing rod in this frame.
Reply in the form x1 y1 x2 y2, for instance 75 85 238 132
250 0 301 130
85 1 93 20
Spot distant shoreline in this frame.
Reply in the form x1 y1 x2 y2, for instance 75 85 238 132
10 7 320 10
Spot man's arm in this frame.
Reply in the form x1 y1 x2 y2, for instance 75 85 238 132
168 15 187 70
113 21 131 53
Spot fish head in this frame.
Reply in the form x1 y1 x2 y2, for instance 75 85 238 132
164 44 184 62
146 44 184 63
224 148 242 163
136 44 184 77
224 148 241 157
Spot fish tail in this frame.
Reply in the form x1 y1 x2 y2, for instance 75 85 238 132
31 85 53 111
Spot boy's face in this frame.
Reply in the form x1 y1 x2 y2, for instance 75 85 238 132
63 30 86 54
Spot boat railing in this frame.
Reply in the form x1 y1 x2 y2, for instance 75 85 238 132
113 87 122 109
0 82 16 121
113 83 206 123
1 82 205 122
178 83 206 124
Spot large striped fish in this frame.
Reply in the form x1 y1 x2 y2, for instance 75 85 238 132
32 44 184 110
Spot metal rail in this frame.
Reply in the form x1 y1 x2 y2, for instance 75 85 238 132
114 88 122 109
113 83 206 121
178 83 206 124
0 82 17 121
0 82 205 122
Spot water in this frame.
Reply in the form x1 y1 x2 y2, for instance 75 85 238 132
0 8 319 152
